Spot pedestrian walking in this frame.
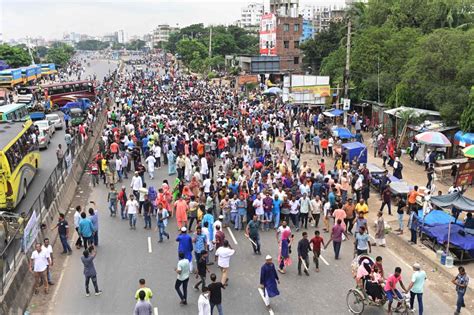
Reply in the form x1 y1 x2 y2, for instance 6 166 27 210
374 211 386 247
309 230 325 272
175 252 190 305
408 208 419 244
194 251 209 291
176 227 193 272
135 278 153 302
215 240 235 286
259 255 280 309
406 263 426 315
88 202 99 246
155 203 170 242
297 232 310 276
246 214 262 255
355 226 371 256
198 287 211 315
74 206 83 249
42 238 54 285
452 266 469 315
79 212 94 247
30 243 50 294
326 219 348 260
134 290 153 315
50 213 72 255
125 194 139 229
81 246 102 297
107 184 118 217
208 273 225 315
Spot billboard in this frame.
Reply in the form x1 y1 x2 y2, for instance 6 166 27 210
259 14 277 55
455 161 474 187
289 75 331 105
237 75 259 86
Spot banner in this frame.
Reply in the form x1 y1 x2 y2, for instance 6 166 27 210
23 210 39 252
455 161 474 187
291 85 330 97
237 75 259 86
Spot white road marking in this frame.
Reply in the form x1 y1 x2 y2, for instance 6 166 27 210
154 307 159 315
148 237 152 253
226 227 238 245
49 254 70 312
320 254 330 266
258 288 274 315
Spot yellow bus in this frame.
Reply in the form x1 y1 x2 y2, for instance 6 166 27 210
0 120 40 210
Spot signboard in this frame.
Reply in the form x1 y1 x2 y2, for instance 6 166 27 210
343 98 351 110
259 14 277 55
23 210 39 252
291 85 330 97
455 161 474 187
237 75 259 86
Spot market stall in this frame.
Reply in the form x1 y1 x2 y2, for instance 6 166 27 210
342 141 367 164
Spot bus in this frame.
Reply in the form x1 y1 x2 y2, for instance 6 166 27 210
0 120 40 209
39 63 57 75
0 103 30 122
20 65 41 84
0 69 23 88
41 80 96 106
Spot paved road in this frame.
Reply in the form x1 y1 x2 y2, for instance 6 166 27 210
45 166 454 315
16 59 118 215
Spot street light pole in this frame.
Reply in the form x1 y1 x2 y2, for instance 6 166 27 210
343 19 352 127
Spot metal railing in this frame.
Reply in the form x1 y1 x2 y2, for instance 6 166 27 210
0 106 108 296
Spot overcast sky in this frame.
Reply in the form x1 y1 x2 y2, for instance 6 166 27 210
3 0 346 40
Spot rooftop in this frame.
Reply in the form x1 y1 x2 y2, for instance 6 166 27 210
0 121 28 150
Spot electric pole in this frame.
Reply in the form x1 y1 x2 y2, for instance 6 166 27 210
343 19 351 126
208 26 213 58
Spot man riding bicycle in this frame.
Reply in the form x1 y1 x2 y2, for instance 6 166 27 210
384 267 408 314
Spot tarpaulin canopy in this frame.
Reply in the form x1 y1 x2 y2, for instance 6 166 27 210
332 127 354 139
323 108 344 117
430 192 474 212
454 131 474 147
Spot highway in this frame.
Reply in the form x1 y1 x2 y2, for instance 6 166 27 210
15 59 118 215
43 166 453 315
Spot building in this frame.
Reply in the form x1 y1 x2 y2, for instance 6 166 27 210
259 13 303 73
299 4 346 33
300 19 315 42
269 0 299 18
102 33 118 43
116 30 126 44
239 2 264 32
151 24 179 47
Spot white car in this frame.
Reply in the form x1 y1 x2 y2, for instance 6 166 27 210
45 113 63 130
37 129 50 149
34 120 55 138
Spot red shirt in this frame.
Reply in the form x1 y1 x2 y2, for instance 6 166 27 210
310 236 324 252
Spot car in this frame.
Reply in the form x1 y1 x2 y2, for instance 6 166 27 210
45 113 63 130
37 129 50 149
34 120 55 138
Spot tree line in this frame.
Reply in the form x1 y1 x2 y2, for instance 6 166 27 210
0 42 75 68
301 0 474 128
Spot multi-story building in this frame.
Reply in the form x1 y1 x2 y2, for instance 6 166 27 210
151 24 179 47
239 2 264 32
300 19 315 43
299 4 346 33
116 30 126 44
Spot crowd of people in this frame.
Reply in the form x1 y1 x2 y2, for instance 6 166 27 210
44 52 470 315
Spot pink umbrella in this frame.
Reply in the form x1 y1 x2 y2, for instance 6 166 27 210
415 131 451 147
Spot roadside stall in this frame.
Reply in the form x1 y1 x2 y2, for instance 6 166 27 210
341 141 367 164
414 131 453 181
419 192 474 264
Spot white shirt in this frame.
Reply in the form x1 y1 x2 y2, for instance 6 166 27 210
130 176 143 191
198 294 211 315
252 198 264 216
41 245 53 265
200 157 209 175
31 250 49 272
126 199 139 214
212 220 222 238
277 226 291 241
74 211 82 228
153 145 161 158
289 200 300 215
215 247 235 268
145 155 156 170
203 178 212 193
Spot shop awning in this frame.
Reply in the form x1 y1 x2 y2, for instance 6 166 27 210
430 192 474 212
454 131 474 147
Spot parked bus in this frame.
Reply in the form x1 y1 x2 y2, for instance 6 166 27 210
39 63 57 75
0 120 40 209
41 80 96 106
20 65 41 84
0 103 30 121
0 69 23 88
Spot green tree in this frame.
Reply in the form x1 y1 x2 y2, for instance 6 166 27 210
45 43 75 67
460 87 474 132
76 40 109 51
126 40 146 51
0 44 31 67
176 38 207 64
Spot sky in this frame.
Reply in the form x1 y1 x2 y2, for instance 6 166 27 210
2 0 346 40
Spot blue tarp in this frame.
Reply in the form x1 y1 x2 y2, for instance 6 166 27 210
454 131 474 146
342 141 367 163
421 224 474 251
431 192 474 212
332 127 354 139
330 109 344 116
417 210 462 226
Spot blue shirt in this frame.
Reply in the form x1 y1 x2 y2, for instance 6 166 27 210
328 192 336 207
79 218 94 238
194 234 207 253
228 183 239 195
89 212 98 231
176 234 193 261
272 199 282 214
